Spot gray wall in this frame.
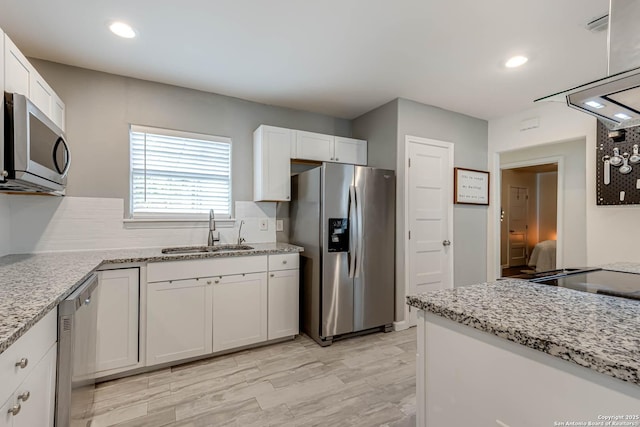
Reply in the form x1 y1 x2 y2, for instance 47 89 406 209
31 60 351 214
351 97 488 324
351 99 398 170
397 98 488 321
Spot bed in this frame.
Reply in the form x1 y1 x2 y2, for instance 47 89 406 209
528 240 557 272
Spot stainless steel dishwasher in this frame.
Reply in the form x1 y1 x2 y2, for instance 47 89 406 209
56 273 100 427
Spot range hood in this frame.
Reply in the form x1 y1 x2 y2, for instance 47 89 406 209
536 0 640 130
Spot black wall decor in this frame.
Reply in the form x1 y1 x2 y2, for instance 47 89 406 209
596 121 640 205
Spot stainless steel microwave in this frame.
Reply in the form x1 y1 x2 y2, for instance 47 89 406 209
1 92 70 193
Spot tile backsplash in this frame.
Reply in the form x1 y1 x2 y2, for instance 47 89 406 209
5 195 277 254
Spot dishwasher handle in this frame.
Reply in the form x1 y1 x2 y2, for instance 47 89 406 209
59 273 99 316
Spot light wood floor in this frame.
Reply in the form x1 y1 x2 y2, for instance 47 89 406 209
83 328 417 427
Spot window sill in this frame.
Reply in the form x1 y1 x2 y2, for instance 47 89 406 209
123 218 237 230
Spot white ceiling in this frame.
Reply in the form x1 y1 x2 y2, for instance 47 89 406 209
0 0 610 120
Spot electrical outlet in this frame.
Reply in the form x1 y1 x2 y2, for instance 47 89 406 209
259 219 268 231
276 219 284 232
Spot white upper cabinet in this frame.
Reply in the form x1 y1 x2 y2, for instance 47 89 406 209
4 35 30 97
52 95 65 131
295 131 367 165
2 31 66 131
254 125 293 202
29 72 53 119
334 136 367 165
295 131 335 162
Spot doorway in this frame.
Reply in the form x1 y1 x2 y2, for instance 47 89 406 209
500 162 559 277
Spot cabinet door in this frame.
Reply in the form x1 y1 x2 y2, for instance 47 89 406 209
29 72 53 118
0 396 14 427
13 344 57 427
253 125 292 201
268 269 299 340
4 35 30 97
212 273 267 352
334 137 367 165
147 278 213 366
52 95 65 131
295 131 334 162
96 269 139 374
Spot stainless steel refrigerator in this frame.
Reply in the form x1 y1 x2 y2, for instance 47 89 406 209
290 163 395 346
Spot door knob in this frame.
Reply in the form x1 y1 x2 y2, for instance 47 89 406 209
443 240 451 246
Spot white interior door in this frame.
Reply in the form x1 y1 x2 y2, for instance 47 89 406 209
406 137 453 326
508 186 529 267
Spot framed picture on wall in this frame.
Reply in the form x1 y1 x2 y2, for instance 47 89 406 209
454 167 490 205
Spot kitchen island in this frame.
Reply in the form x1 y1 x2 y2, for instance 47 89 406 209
407 266 640 427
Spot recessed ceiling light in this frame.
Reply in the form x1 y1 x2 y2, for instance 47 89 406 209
109 22 136 39
614 113 632 120
585 100 605 109
505 55 528 68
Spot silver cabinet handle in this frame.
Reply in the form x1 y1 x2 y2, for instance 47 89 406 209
15 358 28 369
282 260 287 264
270 273 275 277
8 404 21 416
335 157 339 161
443 240 451 246
206 280 212 285
214 280 220 284
17 391 30 402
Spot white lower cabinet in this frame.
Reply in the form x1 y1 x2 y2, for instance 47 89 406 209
146 278 213 366
0 310 56 427
212 273 268 352
8 345 56 427
1 344 56 427
96 268 139 375
268 269 299 340
145 254 298 368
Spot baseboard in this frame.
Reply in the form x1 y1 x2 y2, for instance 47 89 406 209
393 320 410 331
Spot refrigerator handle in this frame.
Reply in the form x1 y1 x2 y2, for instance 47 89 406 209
348 185 357 278
355 185 364 279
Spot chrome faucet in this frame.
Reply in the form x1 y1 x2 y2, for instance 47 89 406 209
207 209 220 246
237 220 245 245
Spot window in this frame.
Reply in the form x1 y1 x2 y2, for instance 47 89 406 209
130 125 232 218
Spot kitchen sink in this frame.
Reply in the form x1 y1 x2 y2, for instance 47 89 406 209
161 244 254 254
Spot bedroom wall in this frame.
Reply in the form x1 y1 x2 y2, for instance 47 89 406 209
538 172 558 242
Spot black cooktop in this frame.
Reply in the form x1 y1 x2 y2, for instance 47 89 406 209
509 267 600 281
533 269 640 301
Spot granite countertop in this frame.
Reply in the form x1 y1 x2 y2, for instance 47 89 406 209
0 242 303 355
407 268 640 386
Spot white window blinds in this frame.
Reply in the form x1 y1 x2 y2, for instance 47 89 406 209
130 125 232 218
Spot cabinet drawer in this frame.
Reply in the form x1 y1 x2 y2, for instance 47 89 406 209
0 310 57 403
268 253 299 271
147 255 268 283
